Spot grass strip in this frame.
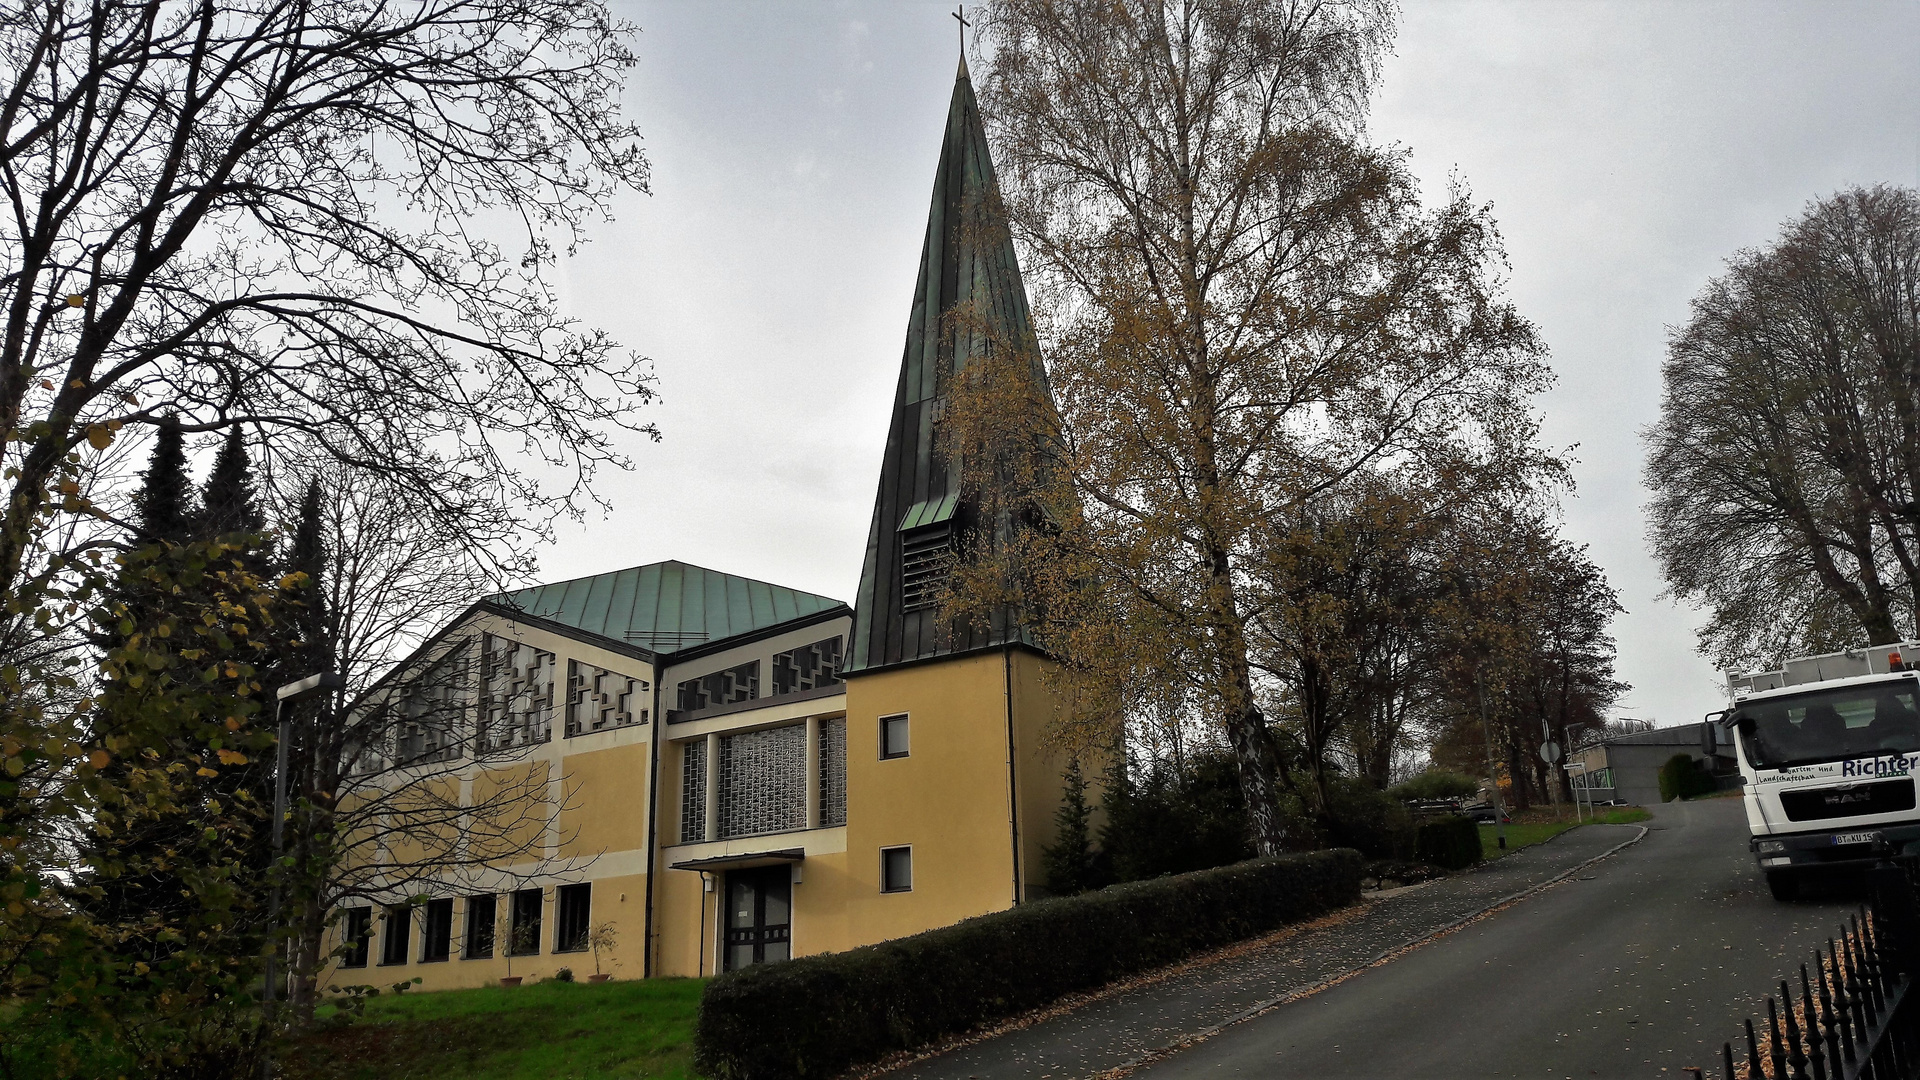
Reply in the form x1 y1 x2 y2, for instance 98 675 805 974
282 977 706 1080
1479 806 1651 861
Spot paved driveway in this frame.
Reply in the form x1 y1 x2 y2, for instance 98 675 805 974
1137 798 1853 1079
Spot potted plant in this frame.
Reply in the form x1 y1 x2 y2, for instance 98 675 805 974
585 920 619 983
500 921 537 987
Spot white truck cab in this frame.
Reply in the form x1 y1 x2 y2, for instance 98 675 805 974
1729 643 1920 901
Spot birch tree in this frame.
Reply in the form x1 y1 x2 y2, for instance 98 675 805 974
968 0 1551 853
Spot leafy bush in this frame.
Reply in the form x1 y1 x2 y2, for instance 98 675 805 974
1098 751 1252 883
1323 778 1416 859
1658 754 1717 802
694 849 1363 1080
1413 815 1483 870
1387 769 1482 801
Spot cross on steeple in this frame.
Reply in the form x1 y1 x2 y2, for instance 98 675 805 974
952 5 970 59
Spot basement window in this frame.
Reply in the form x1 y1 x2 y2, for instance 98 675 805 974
379 905 411 966
420 898 453 963
340 907 371 968
464 894 495 959
555 883 591 954
509 888 543 956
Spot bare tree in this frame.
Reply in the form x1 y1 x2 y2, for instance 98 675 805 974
0 0 656 613
1648 185 1920 670
274 471 586 1018
968 0 1551 853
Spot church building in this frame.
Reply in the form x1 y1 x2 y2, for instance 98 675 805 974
323 56 1074 989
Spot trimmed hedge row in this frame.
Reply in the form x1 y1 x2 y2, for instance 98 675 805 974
1413 814 1483 870
693 848 1362 1080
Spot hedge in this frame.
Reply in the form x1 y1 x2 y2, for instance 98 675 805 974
693 848 1362 1080
1413 814 1483 870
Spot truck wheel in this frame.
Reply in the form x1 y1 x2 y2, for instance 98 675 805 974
1766 870 1800 901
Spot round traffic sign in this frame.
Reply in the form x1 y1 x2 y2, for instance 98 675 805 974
1539 740 1562 764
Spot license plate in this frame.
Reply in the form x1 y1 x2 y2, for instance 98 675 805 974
1833 831 1881 846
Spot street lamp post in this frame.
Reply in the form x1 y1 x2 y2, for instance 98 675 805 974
263 672 343 1034
1476 671 1507 850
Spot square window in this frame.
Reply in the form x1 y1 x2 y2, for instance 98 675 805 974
340 907 371 968
881 846 912 893
880 714 910 759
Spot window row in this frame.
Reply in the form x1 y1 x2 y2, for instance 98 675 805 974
673 636 844 717
337 883 594 967
373 635 651 769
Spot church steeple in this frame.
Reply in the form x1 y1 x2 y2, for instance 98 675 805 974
845 57 1053 674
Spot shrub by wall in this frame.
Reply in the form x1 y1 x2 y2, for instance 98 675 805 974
1324 778 1416 859
1413 814 1483 870
693 848 1362 1080
1658 753 1717 802
1387 769 1481 802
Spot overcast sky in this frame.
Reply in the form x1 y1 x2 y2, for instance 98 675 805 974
540 1 1920 730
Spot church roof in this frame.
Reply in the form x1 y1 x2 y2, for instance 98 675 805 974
486 560 846 656
846 56 1053 674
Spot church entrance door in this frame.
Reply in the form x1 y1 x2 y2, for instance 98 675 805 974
722 866 791 971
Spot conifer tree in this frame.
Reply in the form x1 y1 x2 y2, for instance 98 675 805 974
133 419 193 542
286 480 331 673
1041 758 1099 896
199 426 265 539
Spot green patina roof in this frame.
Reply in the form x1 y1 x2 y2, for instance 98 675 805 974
486 560 846 655
846 55 1056 674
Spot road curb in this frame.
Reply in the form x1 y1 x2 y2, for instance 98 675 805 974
1093 823 1653 1079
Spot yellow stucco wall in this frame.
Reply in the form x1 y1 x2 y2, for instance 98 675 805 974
472 760 552 861
559 742 652 858
1008 649 1069 899
834 649 1058 945
650 862 713 978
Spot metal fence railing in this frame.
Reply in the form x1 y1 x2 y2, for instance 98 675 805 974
1708 854 1920 1080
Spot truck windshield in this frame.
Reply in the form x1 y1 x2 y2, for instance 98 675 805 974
1736 681 1920 770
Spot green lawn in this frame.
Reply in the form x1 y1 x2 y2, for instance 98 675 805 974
282 977 707 1080
1479 806 1651 861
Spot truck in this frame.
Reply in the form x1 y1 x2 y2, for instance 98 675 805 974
1727 642 1920 901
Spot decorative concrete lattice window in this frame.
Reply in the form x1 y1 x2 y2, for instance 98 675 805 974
397 639 469 765
676 660 759 714
818 718 847 827
772 637 843 696
680 739 707 843
565 661 647 737
481 634 554 750
718 725 806 838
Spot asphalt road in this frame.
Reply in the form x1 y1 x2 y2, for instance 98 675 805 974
1135 798 1858 1079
